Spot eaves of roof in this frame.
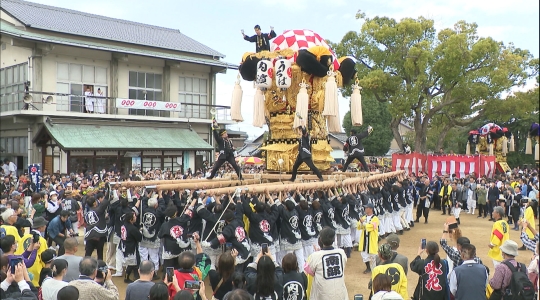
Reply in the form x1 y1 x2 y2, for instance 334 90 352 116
0 21 238 70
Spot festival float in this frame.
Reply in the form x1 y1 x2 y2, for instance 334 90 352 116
467 123 514 172
526 122 539 164
230 29 359 173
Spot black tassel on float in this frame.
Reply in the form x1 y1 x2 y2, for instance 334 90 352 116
338 57 357 85
296 49 329 77
239 55 260 81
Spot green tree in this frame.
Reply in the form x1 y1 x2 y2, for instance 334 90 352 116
331 12 535 153
342 95 393 156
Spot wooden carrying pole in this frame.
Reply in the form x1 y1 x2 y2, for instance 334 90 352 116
331 172 373 177
205 173 405 195
155 179 261 191
205 180 340 195
109 177 236 188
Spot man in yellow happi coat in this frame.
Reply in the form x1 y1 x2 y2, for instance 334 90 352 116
522 198 536 239
488 206 509 268
358 203 379 274
1 208 22 244
15 217 49 287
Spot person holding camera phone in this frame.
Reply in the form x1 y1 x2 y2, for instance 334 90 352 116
68 256 119 300
208 249 238 300
245 249 284 300
167 232 211 300
14 216 49 287
0 262 38 300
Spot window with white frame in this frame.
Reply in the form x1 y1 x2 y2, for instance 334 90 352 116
56 63 107 113
178 76 209 119
128 71 166 117
0 63 28 112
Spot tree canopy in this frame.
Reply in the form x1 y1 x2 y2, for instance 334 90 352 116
342 95 393 156
331 12 536 153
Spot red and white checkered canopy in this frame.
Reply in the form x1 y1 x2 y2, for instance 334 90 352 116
271 29 340 70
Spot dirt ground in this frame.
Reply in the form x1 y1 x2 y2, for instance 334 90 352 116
74 209 536 300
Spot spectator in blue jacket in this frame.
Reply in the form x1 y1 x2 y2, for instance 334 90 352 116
46 210 74 256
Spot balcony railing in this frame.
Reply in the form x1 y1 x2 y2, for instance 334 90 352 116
0 91 231 121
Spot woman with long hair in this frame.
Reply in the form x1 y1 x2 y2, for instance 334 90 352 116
281 253 307 300
371 273 404 300
40 258 69 300
410 241 450 300
209 249 238 299
245 250 283 300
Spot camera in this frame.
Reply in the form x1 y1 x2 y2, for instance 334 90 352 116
98 265 108 273
184 280 200 290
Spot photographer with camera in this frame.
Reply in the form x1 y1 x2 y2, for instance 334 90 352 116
68 256 119 300
46 210 74 256
14 217 48 287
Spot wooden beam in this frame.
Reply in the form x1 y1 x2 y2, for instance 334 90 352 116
155 179 261 191
110 176 236 188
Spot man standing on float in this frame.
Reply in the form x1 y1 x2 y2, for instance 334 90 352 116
290 118 324 182
207 120 243 180
342 126 373 172
242 25 276 53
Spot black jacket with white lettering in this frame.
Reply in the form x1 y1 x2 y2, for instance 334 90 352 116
119 221 142 257
343 130 369 154
277 201 301 245
84 197 111 241
320 195 337 230
282 271 308 300
141 197 166 244
239 198 279 245
209 204 250 261
196 203 224 242
331 197 350 230
110 199 138 238
158 209 193 256
295 205 316 241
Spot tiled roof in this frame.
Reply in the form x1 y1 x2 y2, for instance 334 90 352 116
237 143 262 157
0 21 236 69
37 123 213 150
1 0 224 57
329 132 348 143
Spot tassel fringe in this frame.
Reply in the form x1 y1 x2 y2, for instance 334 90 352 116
350 82 363 126
294 81 309 129
526 136 533 154
230 76 244 122
322 70 338 116
253 88 266 128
